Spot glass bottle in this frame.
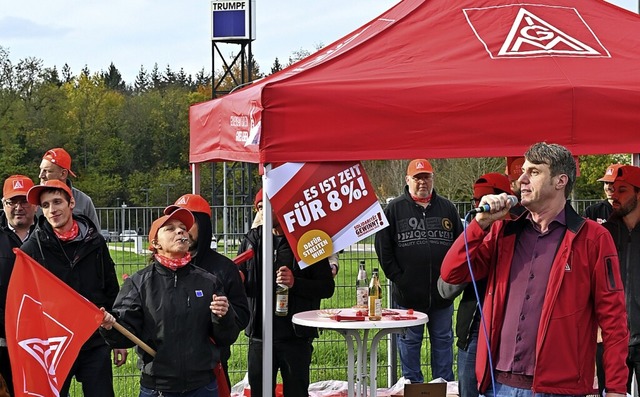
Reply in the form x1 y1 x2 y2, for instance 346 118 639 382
275 283 289 316
368 268 382 321
356 261 369 308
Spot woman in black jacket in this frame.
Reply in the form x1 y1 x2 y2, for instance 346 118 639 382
101 208 239 397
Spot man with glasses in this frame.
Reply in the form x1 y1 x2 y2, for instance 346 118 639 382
0 175 37 395
375 159 463 383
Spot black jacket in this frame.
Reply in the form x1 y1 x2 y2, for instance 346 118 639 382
375 187 463 312
437 277 486 350
20 214 119 350
238 226 335 340
583 199 612 224
0 211 36 338
101 260 240 392
190 211 250 342
604 215 640 347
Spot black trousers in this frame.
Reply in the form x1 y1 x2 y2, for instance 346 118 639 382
248 337 313 397
60 344 114 397
0 346 13 396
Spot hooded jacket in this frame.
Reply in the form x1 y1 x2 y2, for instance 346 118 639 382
441 203 629 395
190 211 250 341
604 215 640 347
21 214 119 350
375 187 463 312
238 226 335 340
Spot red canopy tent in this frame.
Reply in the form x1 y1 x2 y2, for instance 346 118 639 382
190 0 640 164
188 1 640 393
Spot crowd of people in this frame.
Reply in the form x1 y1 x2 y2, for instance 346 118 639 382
1 142 639 397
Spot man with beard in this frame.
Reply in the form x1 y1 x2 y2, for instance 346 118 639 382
164 194 249 390
602 165 640 394
0 175 37 395
584 164 624 224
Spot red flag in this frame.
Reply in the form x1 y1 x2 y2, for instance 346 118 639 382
6 249 103 397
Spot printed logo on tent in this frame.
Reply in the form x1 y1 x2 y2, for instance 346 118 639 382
16 295 74 396
464 4 610 59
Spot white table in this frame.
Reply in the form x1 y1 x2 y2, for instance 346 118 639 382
292 308 428 397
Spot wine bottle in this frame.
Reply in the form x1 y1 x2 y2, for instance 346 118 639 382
368 268 382 321
356 261 369 308
275 283 289 316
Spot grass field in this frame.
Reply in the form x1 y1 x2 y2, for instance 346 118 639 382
68 244 453 396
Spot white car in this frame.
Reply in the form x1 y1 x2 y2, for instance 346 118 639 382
119 230 138 242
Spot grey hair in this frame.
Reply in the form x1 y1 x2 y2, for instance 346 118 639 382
524 142 576 198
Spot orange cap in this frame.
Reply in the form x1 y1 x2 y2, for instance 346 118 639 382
27 180 73 205
407 159 433 176
148 208 195 249
165 194 211 217
599 165 640 188
3 175 35 199
597 164 625 183
43 148 76 177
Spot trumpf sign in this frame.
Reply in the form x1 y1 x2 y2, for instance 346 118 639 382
211 0 256 42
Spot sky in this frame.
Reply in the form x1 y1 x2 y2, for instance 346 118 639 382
0 0 637 84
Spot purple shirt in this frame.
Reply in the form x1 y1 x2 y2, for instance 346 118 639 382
496 209 567 376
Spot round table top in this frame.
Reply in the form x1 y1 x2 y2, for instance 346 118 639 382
292 308 428 330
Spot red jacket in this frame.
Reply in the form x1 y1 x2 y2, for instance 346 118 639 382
441 204 629 394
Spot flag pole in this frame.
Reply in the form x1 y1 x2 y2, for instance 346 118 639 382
112 322 156 357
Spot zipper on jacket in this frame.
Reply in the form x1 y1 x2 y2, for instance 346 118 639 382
174 273 177 288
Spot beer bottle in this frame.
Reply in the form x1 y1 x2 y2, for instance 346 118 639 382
368 268 382 321
275 283 289 316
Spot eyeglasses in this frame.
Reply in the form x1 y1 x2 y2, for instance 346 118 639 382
3 198 29 208
411 174 433 182
257 204 263 211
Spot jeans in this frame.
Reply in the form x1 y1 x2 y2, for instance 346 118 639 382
458 330 479 397
396 304 454 382
482 381 584 397
248 337 313 397
139 380 218 397
60 344 114 397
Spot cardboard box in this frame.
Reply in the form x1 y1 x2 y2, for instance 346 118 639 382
403 382 447 397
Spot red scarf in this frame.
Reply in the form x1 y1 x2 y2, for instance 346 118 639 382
154 252 192 271
411 194 432 204
55 220 79 241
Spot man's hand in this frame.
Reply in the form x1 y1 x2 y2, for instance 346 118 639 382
475 193 512 230
113 349 128 367
276 266 295 288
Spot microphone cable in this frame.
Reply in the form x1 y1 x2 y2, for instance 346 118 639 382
463 210 497 397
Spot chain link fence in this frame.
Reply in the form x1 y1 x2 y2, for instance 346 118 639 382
66 199 601 395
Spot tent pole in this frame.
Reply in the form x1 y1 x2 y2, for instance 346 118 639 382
261 166 274 397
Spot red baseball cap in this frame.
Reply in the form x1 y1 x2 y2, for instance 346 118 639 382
3 175 35 199
254 188 263 209
505 157 525 181
43 148 76 177
407 159 433 176
164 194 211 217
26 180 73 205
473 173 513 196
600 165 640 188
148 208 195 249
597 164 625 183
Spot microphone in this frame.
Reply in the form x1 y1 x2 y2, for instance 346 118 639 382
469 195 518 215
